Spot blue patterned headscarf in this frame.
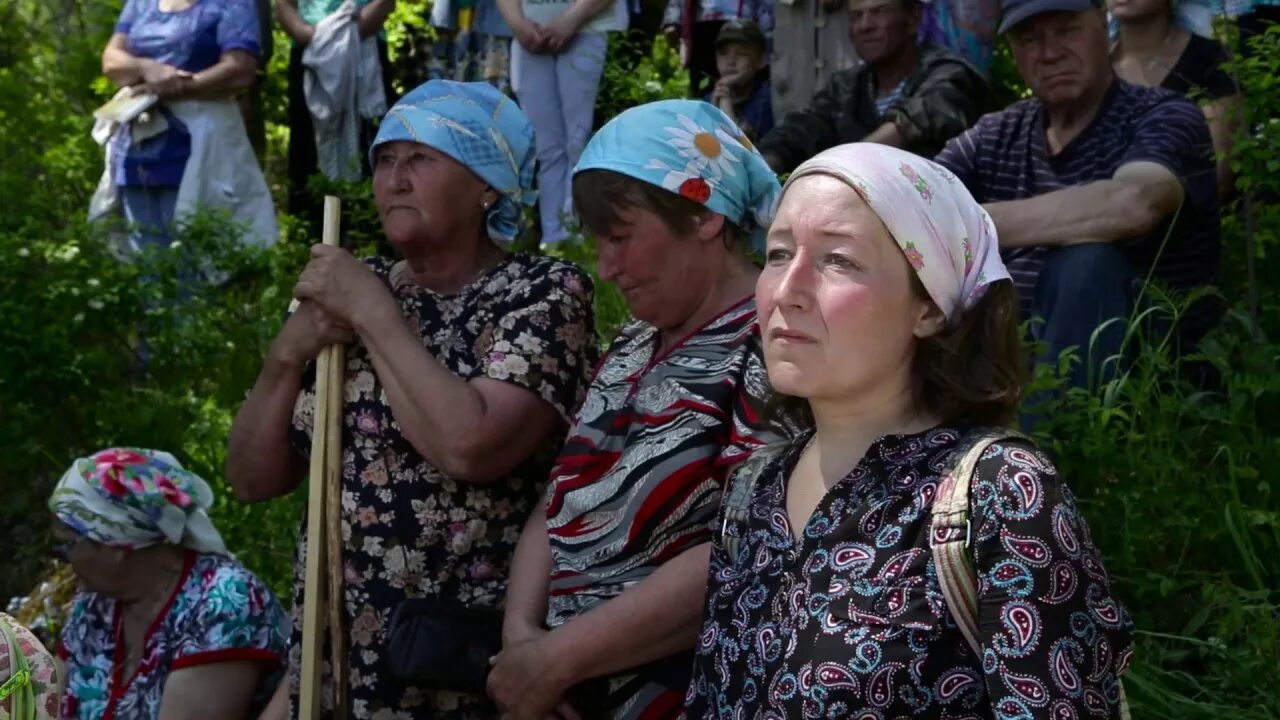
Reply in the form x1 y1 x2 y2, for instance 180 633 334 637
574 100 782 250
370 80 537 244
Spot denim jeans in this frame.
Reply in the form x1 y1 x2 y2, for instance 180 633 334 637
511 32 607 245
1030 243 1137 392
122 185 180 251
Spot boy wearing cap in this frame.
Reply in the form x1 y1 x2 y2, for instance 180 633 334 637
705 19 774 141
934 0 1220 393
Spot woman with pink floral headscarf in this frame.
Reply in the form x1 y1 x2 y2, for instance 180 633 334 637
49 448 287 720
683 143 1135 719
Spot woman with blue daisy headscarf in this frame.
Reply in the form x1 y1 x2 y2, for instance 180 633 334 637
487 99 785 720
227 80 599 719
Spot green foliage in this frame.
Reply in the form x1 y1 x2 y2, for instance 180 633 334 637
2 0 1279 713
596 33 690 121
1025 289 1280 717
0 217 308 599
1222 26 1280 254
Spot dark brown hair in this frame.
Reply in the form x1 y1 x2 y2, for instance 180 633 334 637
767 279 1027 431
572 169 748 250
909 277 1026 427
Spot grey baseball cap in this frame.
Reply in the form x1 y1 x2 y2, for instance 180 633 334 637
716 19 767 51
998 0 1101 33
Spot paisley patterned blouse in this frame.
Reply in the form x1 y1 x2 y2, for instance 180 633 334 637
286 253 597 719
58 551 288 720
684 426 1135 720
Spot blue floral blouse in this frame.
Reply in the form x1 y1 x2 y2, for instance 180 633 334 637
111 0 262 187
59 551 289 720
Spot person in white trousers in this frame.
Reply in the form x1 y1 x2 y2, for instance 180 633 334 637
499 0 627 244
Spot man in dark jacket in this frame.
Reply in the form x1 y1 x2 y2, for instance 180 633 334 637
759 0 988 173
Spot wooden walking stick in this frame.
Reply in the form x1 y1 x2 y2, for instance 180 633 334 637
299 196 349 720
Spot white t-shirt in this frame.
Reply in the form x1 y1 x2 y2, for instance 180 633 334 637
522 0 628 32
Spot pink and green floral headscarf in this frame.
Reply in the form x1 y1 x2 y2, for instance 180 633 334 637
48 448 227 554
782 143 1012 322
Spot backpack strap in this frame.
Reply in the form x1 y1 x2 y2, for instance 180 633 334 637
930 429 1133 720
930 428 1027 658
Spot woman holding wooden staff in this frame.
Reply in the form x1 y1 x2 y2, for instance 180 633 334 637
227 80 598 720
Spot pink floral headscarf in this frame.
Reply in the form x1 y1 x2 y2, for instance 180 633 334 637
782 143 1012 322
48 448 227 554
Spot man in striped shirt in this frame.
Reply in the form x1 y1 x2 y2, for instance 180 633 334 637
935 0 1220 392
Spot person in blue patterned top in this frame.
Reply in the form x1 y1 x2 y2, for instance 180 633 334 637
51 448 288 720
101 0 277 251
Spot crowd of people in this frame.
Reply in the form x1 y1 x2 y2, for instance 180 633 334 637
15 0 1268 717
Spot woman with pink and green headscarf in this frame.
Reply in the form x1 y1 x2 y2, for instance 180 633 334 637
50 448 287 720
683 143 1134 719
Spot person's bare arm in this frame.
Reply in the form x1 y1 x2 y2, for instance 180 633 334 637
227 302 353 503
353 299 560 483
496 0 527 29
257 678 289 720
276 0 314 45
156 662 265 720
862 120 905 148
983 161 1185 249
560 0 614 28
498 0 548 52
183 50 259 97
503 510 554 645
488 544 712 718
102 33 157 86
1203 94 1242 200
226 354 306 502
357 0 396 38
549 544 710 678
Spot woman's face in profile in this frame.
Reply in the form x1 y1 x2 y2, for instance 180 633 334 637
371 141 489 251
756 174 935 402
53 522 124 596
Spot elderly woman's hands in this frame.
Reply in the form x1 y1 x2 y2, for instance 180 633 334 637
294 245 397 331
270 301 356 368
134 62 193 99
487 630 583 720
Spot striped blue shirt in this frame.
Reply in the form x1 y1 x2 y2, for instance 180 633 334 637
935 79 1220 320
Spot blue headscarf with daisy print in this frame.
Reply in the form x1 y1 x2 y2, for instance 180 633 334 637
574 99 781 250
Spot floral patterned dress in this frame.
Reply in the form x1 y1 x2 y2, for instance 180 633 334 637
286 253 597 719
58 551 289 720
684 426 1135 720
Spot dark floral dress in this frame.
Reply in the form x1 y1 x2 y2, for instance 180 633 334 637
286 253 597 719
684 426 1135 720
